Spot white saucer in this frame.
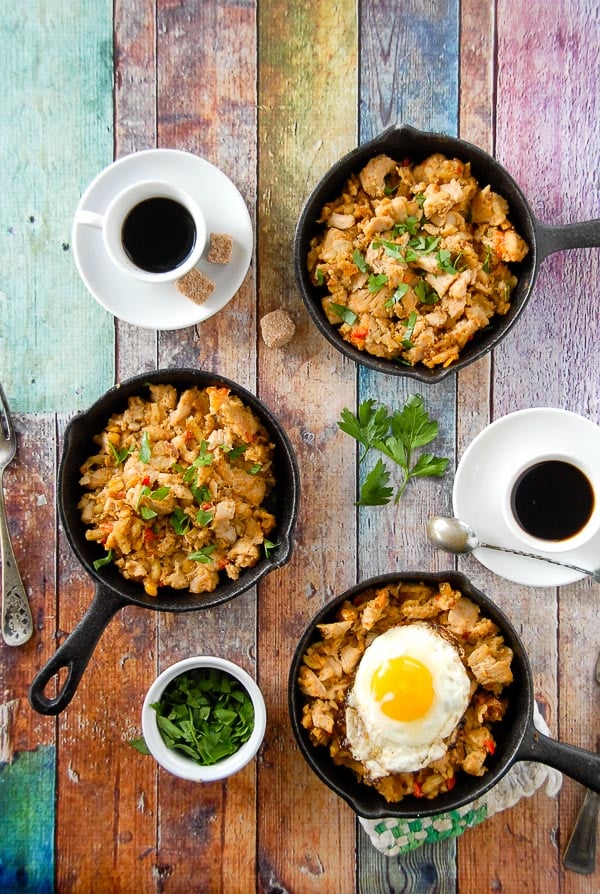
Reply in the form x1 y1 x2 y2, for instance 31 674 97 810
453 408 600 587
72 149 253 330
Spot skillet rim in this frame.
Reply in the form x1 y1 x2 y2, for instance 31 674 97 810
292 123 538 383
288 569 534 819
58 367 300 612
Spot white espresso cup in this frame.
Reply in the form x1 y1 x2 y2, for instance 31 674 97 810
502 452 599 553
74 180 207 283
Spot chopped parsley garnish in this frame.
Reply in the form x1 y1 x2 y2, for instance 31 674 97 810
138 431 151 464
189 545 217 564
224 443 249 460
353 249 370 273
191 484 212 504
263 539 279 558
149 486 170 501
329 302 358 325
196 440 213 466
401 310 418 348
108 442 134 464
137 484 170 516
384 282 410 308
408 234 439 255
436 249 458 275
392 215 420 236
378 239 405 260
482 247 492 273
93 548 114 570
195 508 214 526
170 508 192 535
414 279 439 305
367 273 389 294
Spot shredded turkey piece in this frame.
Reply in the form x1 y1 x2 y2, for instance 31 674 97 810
308 153 529 369
78 384 276 596
298 581 513 803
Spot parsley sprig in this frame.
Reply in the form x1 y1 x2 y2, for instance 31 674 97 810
338 395 449 505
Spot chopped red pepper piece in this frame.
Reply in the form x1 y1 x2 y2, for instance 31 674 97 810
413 780 424 798
351 327 368 341
484 738 496 755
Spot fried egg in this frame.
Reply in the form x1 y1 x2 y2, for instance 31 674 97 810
345 623 471 778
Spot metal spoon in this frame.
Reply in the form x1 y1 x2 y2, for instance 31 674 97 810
0 382 34 645
426 516 600 583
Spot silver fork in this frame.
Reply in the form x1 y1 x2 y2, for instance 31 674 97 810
0 382 33 645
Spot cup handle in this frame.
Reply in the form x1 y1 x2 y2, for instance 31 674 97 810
75 210 104 229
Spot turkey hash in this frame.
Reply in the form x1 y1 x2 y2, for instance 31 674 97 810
78 384 277 595
308 152 529 369
298 580 514 802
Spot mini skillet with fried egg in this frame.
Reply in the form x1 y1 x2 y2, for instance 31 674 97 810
288 570 600 819
29 368 300 716
293 124 600 382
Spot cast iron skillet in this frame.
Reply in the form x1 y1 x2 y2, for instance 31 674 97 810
293 124 600 382
288 570 600 819
29 368 300 716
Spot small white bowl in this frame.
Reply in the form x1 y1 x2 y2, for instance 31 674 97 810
141 656 266 781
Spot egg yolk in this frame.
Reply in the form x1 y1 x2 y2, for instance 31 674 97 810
371 655 434 722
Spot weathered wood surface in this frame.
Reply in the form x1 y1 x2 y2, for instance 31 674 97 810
0 1 115 413
1 0 599 892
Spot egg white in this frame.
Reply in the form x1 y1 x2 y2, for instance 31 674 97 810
345 623 471 777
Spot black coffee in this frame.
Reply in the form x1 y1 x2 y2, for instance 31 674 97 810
121 197 196 273
511 460 594 541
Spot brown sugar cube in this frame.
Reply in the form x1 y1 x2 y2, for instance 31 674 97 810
207 232 234 265
175 268 215 305
260 308 296 348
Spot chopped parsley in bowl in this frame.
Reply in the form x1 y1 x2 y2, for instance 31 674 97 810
141 656 266 780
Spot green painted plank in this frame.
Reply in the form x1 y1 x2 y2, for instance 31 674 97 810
0 0 115 413
0 747 55 893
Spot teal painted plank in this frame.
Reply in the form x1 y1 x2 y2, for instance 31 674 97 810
357 2 460 892
0 747 55 893
0 1 115 413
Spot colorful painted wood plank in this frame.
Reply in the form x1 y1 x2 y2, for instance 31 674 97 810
149 1 261 888
481 2 599 892
455 0 494 450
5 1 599 891
113 0 160 378
0 415 56 893
50 414 157 891
256 0 358 890
0 1 114 414
357 1 461 890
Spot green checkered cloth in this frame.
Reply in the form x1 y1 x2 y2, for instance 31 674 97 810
360 705 562 856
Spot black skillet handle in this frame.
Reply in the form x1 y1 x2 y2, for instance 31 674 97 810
29 585 128 715
536 218 600 264
516 722 600 793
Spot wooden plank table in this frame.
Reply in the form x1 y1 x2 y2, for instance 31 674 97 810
1 1 599 891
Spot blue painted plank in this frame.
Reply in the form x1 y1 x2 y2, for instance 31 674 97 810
0 1 115 413
0 747 55 893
